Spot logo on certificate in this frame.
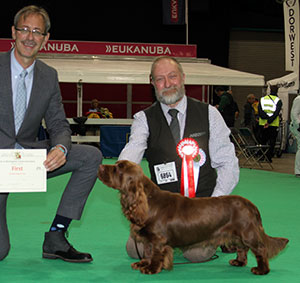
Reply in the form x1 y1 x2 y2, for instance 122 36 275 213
15 152 22 159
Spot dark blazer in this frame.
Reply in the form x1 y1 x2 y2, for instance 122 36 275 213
0 51 71 150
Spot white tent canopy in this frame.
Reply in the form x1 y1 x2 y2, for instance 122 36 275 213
40 56 265 86
267 72 299 121
38 55 265 117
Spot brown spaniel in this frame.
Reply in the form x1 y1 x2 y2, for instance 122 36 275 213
98 160 288 275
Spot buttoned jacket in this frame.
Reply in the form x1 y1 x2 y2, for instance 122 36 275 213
0 51 71 150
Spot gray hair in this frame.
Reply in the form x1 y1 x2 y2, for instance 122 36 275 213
150 56 184 80
14 5 51 33
247 93 255 100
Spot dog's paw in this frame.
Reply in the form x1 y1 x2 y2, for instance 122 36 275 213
229 259 247 267
140 264 162 275
251 267 270 275
131 259 149 270
132 259 163 274
131 262 140 270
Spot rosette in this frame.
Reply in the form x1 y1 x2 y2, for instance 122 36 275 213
176 138 199 198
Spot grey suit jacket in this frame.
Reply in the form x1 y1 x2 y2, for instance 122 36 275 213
0 51 71 151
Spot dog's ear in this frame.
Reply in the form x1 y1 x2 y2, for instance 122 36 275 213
120 177 149 227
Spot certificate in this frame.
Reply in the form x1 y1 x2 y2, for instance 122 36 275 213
0 149 47 193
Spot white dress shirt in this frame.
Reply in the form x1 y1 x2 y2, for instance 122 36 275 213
119 95 240 197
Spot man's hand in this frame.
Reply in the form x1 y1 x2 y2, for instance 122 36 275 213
44 147 66 172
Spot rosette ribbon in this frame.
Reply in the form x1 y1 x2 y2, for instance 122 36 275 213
176 138 199 198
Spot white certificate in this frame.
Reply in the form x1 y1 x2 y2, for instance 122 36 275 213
0 149 47 193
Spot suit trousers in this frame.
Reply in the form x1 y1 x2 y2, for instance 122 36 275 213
0 144 103 260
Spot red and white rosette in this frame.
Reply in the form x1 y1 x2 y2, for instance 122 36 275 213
176 138 199 198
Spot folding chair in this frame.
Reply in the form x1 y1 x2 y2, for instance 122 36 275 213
238 127 273 169
230 127 246 159
230 127 262 168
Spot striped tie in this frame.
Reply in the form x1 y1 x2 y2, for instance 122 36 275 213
14 70 28 134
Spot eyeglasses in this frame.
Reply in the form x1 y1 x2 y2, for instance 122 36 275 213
15 27 47 37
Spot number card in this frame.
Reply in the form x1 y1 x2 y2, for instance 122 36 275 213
154 161 178 185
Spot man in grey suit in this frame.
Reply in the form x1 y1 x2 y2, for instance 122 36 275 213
0 5 103 262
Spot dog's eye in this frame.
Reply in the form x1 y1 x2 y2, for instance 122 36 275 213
118 162 124 169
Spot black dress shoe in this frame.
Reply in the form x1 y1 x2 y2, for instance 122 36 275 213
42 230 92 263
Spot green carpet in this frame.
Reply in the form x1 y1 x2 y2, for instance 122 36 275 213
0 158 298 282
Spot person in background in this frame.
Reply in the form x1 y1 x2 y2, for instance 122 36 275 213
119 56 239 262
0 5 103 262
252 97 260 137
243 93 256 130
252 97 259 118
86 98 113 118
215 87 237 128
229 90 240 123
258 85 282 162
290 94 300 177
84 99 113 145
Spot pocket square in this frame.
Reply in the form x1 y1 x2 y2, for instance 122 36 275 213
189 132 206 138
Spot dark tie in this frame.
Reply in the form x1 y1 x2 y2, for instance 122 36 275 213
168 109 180 145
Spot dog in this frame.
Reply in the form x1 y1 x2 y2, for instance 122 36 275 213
98 160 289 275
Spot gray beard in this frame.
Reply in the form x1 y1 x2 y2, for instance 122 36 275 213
155 85 185 105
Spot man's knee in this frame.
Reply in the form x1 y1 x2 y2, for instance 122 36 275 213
182 244 216 262
0 193 10 261
126 236 143 259
89 146 103 165
0 245 10 261
75 144 103 166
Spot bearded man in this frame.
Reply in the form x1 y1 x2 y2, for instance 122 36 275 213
118 56 239 262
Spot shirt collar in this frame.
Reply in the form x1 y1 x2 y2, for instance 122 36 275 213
160 94 187 117
11 48 35 76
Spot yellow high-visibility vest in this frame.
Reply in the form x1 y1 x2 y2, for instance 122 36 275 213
259 95 280 127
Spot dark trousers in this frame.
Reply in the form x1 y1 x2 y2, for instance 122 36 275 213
259 126 278 161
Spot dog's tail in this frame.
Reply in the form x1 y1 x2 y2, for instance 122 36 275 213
262 231 289 259
250 201 289 259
